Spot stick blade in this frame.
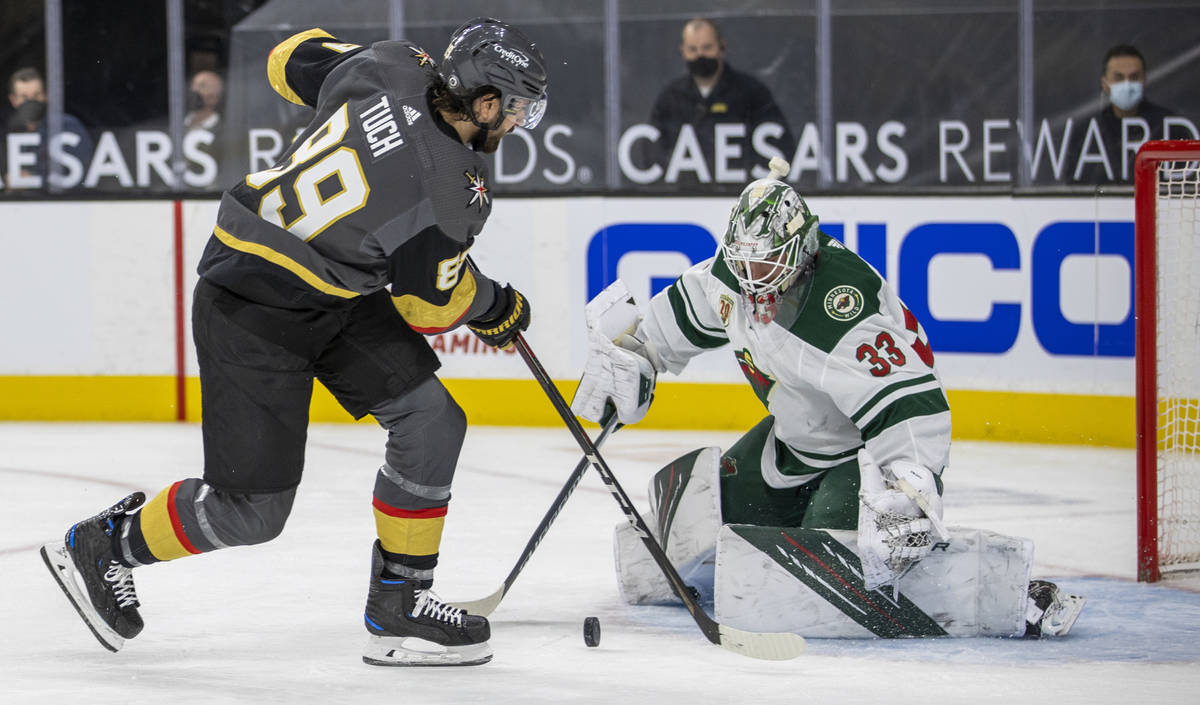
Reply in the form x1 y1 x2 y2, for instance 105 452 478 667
717 625 806 660
448 585 506 617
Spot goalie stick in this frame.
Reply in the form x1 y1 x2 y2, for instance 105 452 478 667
510 331 805 660
893 475 950 541
452 416 620 616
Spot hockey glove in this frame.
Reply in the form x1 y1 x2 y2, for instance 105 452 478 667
572 328 657 425
856 448 945 593
468 283 530 349
570 280 659 426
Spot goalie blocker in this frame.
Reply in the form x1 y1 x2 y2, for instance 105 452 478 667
614 447 1085 638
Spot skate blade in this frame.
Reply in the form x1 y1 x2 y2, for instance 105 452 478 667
362 635 492 667
39 541 126 653
1044 594 1086 637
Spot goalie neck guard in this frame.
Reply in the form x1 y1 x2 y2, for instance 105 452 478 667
440 17 549 130
720 161 819 325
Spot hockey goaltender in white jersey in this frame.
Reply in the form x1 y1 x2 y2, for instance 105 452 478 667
571 158 1085 639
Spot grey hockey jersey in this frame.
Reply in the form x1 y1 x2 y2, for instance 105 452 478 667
199 29 499 332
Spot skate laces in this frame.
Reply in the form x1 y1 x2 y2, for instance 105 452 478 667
412 589 464 626
103 561 140 609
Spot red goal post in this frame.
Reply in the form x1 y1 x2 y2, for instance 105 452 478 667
1135 140 1200 582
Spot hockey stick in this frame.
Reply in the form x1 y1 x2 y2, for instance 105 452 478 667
452 415 620 616
893 476 950 541
511 332 805 660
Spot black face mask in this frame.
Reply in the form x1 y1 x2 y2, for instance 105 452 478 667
187 90 206 111
16 98 46 121
686 56 720 79
8 99 45 131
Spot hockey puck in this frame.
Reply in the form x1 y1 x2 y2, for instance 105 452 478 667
583 616 601 647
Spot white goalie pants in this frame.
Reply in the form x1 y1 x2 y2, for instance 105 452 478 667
613 447 1035 638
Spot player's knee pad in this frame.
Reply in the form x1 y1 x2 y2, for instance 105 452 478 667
369 379 463 562
118 479 295 565
371 377 465 497
613 447 722 605
185 479 297 548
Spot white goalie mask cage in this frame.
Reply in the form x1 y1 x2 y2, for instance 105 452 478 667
720 177 819 319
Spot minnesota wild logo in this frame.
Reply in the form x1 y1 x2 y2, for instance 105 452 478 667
735 349 775 406
824 285 863 321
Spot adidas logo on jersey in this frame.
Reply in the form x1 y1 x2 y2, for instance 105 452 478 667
403 105 422 126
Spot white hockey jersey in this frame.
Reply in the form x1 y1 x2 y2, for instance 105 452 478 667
639 234 951 488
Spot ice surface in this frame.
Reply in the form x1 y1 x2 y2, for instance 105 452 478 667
2 422 1198 704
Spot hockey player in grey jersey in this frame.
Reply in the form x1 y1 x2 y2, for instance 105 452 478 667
572 159 1085 639
40 18 548 666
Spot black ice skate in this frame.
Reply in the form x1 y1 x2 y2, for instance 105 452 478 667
363 542 492 666
40 492 146 652
1025 579 1086 638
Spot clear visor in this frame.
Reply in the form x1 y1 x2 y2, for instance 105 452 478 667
502 93 548 129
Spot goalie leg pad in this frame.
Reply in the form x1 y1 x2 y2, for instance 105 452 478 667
613 447 723 604
613 521 676 605
714 525 1033 638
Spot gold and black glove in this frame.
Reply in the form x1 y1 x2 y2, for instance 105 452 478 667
468 283 530 348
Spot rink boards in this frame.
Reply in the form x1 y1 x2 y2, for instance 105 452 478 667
0 195 1137 445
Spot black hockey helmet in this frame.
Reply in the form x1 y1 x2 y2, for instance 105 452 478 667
439 17 548 130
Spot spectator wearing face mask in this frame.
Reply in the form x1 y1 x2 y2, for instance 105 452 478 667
1064 44 1190 184
184 69 224 132
646 17 795 188
5 66 93 189
181 68 229 189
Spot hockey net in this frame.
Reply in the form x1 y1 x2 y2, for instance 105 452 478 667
1136 140 1200 582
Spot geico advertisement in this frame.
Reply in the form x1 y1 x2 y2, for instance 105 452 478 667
471 196 1135 396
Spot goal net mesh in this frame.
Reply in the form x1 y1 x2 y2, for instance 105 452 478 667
1154 156 1200 574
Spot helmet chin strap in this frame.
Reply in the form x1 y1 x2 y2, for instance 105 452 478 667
469 124 491 151
467 101 505 151
469 99 506 130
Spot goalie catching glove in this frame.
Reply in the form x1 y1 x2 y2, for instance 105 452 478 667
856 448 947 593
571 280 661 426
468 283 530 349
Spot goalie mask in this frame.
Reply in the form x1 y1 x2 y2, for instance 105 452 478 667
721 175 819 324
440 17 549 130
